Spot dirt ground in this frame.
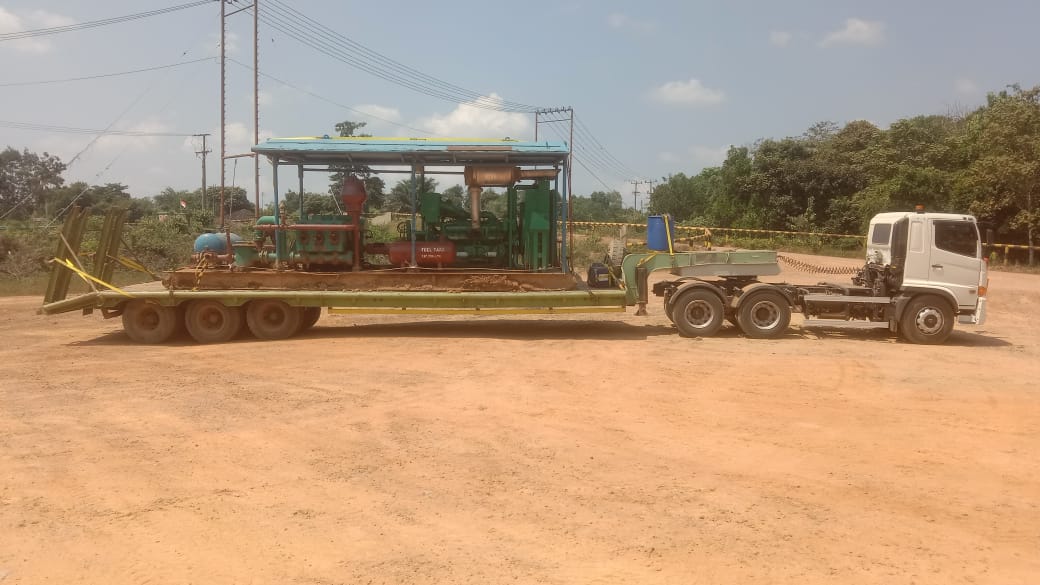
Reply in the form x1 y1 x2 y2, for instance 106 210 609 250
1 253 1038 584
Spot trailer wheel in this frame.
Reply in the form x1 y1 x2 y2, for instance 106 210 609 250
737 290 791 339
297 307 322 333
185 300 243 343
246 300 302 340
900 295 954 345
122 299 179 344
671 289 724 337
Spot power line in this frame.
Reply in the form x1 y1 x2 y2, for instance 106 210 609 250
258 0 540 113
0 0 217 41
0 120 196 137
0 57 215 87
251 1 643 181
226 57 433 136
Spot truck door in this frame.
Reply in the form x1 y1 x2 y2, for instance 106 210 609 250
928 219 983 309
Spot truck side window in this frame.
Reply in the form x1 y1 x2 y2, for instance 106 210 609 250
871 223 891 244
933 221 978 257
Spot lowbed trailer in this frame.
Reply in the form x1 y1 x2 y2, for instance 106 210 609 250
39 138 988 345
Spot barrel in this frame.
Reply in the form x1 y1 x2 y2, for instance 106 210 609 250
646 214 675 251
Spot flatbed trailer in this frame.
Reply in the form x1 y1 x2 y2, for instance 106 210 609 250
38 138 988 345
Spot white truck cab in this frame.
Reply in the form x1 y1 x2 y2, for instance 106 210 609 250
867 210 988 326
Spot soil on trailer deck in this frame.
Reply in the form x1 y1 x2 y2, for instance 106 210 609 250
1 252 1038 585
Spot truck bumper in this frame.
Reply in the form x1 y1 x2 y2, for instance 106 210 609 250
958 297 986 326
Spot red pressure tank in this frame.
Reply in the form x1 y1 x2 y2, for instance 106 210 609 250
340 175 367 214
388 240 457 267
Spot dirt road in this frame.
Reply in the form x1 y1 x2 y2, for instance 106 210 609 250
2 256 1038 584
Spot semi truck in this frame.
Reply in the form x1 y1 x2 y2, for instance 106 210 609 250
38 137 988 345
627 209 988 344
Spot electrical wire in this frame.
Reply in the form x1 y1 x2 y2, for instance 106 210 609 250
249 1 644 181
0 0 217 41
259 0 540 113
0 120 196 137
226 57 433 136
0 57 215 87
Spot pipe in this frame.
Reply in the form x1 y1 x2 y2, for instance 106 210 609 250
468 185 482 230
254 224 360 232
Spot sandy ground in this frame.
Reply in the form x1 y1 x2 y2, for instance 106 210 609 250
1 254 1038 584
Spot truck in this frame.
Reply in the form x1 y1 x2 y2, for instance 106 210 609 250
38 137 988 346
626 209 988 344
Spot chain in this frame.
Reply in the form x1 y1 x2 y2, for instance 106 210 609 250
777 254 860 275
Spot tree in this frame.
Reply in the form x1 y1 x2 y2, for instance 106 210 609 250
0 147 66 219
327 120 386 210
386 177 438 213
959 85 1040 264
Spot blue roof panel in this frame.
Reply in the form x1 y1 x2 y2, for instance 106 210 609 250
252 137 570 166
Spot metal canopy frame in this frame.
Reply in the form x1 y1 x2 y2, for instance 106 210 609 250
251 137 573 272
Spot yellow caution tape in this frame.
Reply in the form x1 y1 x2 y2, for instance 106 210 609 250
53 257 134 298
114 255 159 279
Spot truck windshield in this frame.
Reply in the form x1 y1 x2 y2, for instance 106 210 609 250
933 220 979 258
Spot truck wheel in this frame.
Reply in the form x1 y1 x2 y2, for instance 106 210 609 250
246 300 302 340
900 295 954 345
297 307 322 333
737 290 791 339
185 300 242 343
122 299 179 344
671 289 724 337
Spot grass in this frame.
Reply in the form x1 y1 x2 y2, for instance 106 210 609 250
0 270 157 298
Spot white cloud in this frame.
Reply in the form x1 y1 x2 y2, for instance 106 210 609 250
418 94 530 138
769 31 793 48
0 7 75 54
355 104 402 124
658 151 680 164
955 77 979 95
607 12 656 34
690 145 730 167
649 79 725 107
820 18 885 47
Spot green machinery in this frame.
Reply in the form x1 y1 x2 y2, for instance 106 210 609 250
407 178 558 270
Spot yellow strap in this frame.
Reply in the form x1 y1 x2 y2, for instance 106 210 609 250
115 255 159 279
53 257 134 298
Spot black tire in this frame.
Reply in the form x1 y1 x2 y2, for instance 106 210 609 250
736 290 792 339
122 299 180 344
185 300 243 343
297 307 322 333
900 295 954 345
671 288 724 337
246 300 302 340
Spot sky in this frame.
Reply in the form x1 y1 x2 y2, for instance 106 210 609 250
2 0 1040 211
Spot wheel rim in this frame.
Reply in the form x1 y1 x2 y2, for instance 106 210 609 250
684 300 715 329
134 307 161 332
198 306 226 332
748 299 782 330
915 307 944 335
261 307 286 327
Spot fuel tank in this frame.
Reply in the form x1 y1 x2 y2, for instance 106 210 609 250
387 240 457 267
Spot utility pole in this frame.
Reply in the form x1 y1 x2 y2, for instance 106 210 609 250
630 180 641 211
641 179 656 212
193 133 211 211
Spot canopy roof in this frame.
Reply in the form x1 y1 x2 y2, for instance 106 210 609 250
252 136 570 167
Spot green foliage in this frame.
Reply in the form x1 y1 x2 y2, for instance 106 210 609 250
571 190 643 222
124 216 194 271
0 147 66 220
645 85 1040 265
